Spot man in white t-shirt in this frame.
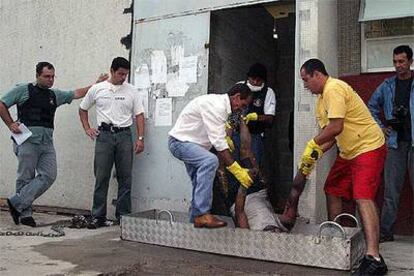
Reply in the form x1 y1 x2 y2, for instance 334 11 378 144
168 83 254 228
79 57 145 228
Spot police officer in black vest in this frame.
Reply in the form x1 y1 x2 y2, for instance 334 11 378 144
0 62 108 227
237 63 276 166
225 63 277 208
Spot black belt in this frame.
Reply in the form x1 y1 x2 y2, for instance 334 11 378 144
98 123 130 133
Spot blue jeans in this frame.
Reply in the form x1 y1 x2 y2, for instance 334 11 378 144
380 141 414 236
168 136 219 222
9 141 57 218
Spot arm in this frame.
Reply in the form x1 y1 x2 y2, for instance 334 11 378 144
367 85 385 128
134 113 145 154
0 101 20 133
73 73 109 99
79 108 99 140
257 114 274 124
314 118 344 146
368 84 391 137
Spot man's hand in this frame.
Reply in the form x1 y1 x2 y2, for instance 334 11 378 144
298 159 315 176
96 73 109 83
382 127 392 138
242 112 258 124
134 139 144 154
8 122 21 134
225 136 235 153
85 128 99 140
299 139 323 176
226 161 253 189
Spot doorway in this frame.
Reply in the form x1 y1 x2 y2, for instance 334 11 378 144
208 1 296 211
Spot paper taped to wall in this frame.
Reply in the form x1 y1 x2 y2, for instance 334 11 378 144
151 50 167 84
134 64 151 89
179 56 198 83
155 97 172 126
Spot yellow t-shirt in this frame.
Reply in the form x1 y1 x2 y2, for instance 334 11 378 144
316 77 384 160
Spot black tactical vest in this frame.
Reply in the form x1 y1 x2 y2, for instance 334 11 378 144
17 83 57 129
246 84 268 134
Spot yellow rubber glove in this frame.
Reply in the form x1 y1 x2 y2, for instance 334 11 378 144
225 136 235 153
226 161 253 189
243 112 258 124
298 139 323 176
298 159 316 176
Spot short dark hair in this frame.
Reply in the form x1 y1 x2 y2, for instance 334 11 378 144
227 83 252 99
247 63 267 81
393 45 413 60
111 57 130 71
36 62 54 75
301 59 329 76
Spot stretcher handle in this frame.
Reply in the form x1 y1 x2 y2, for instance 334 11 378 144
156 210 175 224
333 213 360 228
315 221 346 243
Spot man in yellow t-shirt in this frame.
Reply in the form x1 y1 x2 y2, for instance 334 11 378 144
298 59 387 275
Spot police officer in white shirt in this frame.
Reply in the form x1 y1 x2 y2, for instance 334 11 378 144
79 57 145 228
238 63 276 165
168 83 254 228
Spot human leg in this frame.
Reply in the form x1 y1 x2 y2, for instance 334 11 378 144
9 142 38 219
92 132 115 220
380 143 408 239
10 142 57 218
114 130 133 219
168 137 224 227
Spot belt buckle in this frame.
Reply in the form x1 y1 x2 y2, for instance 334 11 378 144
110 125 115 133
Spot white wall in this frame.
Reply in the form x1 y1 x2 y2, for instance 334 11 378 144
295 0 338 223
0 0 131 215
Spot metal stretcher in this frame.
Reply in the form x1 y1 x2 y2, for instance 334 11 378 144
121 210 365 271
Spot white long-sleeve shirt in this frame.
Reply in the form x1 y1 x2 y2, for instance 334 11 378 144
169 94 231 151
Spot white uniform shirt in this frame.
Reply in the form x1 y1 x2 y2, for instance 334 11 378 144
238 81 276 115
263 87 276 115
80 80 144 127
168 94 231 151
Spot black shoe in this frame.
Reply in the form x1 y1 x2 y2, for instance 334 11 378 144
20 217 37 227
379 234 394 243
7 199 20 225
87 218 112 229
357 255 388 275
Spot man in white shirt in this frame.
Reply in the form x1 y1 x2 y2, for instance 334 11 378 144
168 83 254 228
79 57 145 228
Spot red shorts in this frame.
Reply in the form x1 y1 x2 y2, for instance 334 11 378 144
324 145 386 200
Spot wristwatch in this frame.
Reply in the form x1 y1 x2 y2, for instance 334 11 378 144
138 136 144 141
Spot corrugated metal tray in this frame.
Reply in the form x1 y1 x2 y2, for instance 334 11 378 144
121 210 365 271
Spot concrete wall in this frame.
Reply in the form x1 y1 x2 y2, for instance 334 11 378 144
0 0 131 214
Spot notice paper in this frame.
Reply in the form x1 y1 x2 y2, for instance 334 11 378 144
166 74 189 97
179 56 198 83
150 50 167 84
11 123 32 145
155 97 172 126
134 64 151 89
